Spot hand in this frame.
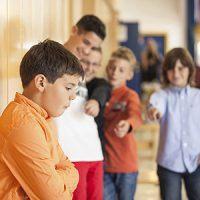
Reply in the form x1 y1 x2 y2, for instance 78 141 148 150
55 159 74 170
147 107 161 120
85 99 100 117
114 120 130 138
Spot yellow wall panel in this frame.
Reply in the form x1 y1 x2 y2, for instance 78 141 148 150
82 0 118 77
0 0 70 114
7 0 24 102
0 0 8 113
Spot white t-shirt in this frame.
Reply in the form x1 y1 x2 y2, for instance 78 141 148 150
55 84 103 162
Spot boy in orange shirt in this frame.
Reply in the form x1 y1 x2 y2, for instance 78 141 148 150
0 39 84 200
104 47 142 200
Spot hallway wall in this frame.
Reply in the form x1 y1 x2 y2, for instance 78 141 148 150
0 0 70 113
0 0 186 113
117 0 187 50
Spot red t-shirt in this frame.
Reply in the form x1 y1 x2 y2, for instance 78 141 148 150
104 86 142 173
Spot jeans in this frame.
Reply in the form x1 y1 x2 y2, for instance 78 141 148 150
157 165 200 200
104 172 138 200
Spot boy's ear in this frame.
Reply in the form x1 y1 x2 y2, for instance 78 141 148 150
127 71 134 81
71 25 79 35
106 65 109 75
34 74 47 92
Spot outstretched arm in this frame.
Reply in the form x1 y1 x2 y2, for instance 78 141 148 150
85 99 100 117
86 79 110 117
114 92 142 138
147 90 167 120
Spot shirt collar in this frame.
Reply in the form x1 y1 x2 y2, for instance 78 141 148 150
112 85 127 95
14 92 48 119
169 85 190 96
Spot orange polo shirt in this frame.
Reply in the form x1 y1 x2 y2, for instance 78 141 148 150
0 93 78 200
104 86 142 173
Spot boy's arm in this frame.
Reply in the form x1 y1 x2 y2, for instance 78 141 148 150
48 118 79 193
87 79 110 110
85 99 100 117
55 143 79 193
114 92 142 138
3 121 77 200
147 90 167 120
126 92 143 131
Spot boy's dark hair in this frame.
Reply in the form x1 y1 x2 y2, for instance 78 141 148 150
20 39 84 88
76 15 106 40
162 47 195 85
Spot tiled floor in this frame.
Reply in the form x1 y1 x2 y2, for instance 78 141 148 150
135 123 160 199
135 157 159 199
135 183 160 200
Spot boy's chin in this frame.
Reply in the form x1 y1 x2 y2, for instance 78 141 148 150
51 110 65 118
172 83 187 88
85 76 94 82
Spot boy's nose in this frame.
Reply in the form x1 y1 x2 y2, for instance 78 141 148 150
70 91 76 100
86 64 93 72
173 68 179 77
83 47 91 56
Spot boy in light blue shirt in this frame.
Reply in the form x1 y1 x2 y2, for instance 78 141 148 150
147 48 200 200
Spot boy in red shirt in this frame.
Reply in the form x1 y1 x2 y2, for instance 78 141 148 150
104 47 142 200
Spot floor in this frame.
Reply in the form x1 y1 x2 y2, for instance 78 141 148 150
135 161 159 200
136 183 159 200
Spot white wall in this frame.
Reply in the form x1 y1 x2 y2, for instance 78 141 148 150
116 0 187 51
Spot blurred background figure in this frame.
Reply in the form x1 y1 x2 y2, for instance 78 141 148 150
81 47 110 153
140 38 163 83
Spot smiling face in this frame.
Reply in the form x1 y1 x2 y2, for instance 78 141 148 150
166 59 189 88
106 58 133 90
80 49 102 82
66 27 103 60
40 74 80 117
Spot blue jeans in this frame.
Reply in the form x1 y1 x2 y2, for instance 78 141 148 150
157 165 200 200
104 172 138 200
